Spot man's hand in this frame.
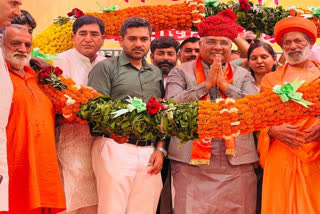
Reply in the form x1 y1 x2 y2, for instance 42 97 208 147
305 124 320 143
268 124 305 149
110 133 129 144
216 65 229 92
148 150 164 175
205 57 220 89
29 58 51 71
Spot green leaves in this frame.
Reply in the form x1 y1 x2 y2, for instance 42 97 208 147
78 96 199 141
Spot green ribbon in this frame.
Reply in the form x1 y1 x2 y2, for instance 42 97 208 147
272 78 313 108
31 48 60 62
96 1 119 12
311 7 320 17
204 0 220 7
302 7 320 18
112 96 146 118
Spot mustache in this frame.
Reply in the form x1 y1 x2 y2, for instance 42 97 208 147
287 48 302 54
14 53 28 58
158 60 175 67
186 55 197 61
132 48 144 51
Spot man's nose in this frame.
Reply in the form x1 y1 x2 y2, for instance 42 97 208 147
13 7 21 18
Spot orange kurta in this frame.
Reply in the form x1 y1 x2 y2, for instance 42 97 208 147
258 62 320 214
2 63 65 214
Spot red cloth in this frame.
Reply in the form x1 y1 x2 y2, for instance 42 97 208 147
198 8 244 39
1 63 65 214
274 17 317 46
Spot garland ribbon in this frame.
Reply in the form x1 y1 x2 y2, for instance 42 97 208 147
272 78 313 108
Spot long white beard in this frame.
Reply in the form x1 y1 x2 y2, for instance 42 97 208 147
284 46 311 65
5 51 30 71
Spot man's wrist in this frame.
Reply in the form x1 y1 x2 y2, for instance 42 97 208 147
156 147 167 157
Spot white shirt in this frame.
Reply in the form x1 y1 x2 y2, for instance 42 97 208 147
53 48 105 211
54 48 106 85
0 47 13 211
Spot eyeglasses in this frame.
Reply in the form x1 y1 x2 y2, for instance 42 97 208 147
204 39 230 48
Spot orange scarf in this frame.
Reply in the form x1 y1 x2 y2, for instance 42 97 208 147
190 55 235 165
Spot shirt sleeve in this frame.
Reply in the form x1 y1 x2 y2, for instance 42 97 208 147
165 66 209 103
87 60 112 96
224 71 258 99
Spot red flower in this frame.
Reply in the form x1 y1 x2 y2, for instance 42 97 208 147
39 67 51 79
39 71 49 79
67 8 85 18
239 0 250 12
146 97 165 115
54 67 63 75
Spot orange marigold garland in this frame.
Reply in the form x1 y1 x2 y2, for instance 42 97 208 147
87 2 193 38
197 80 320 140
38 66 101 123
186 0 205 27
37 66 320 152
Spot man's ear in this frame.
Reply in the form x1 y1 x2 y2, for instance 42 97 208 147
119 36 124 48
150 53 154 64
71 34 75 44
177 52 181 61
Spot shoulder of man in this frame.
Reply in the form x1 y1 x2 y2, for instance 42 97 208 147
169 60 196 76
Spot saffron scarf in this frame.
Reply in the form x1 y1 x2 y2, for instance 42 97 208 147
190 54 235 165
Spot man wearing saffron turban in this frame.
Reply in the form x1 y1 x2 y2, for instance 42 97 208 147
165 9 258 214
258 16 320 214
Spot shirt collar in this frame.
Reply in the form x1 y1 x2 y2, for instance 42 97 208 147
72 48 98 65
119 52 152 71
6 61 34 78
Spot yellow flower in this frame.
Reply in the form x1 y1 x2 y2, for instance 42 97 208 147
32 22 73 54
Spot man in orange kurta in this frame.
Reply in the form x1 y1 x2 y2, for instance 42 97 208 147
258 17 320 214
0 25 65 214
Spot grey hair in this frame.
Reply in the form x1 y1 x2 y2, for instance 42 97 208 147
1 24 29 46
280 32 312 47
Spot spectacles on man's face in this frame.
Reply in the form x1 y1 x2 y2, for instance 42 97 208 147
204 39 230 48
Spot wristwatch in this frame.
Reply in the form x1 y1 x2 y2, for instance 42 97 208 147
156 147 168 157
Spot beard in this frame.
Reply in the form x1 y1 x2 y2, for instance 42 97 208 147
155 60 176 75
284 45 311 65
5 51 30 71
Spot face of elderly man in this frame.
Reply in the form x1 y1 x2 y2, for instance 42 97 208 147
3 26 31 71
199 36 232 65
281 31 312 65
0 0 22 27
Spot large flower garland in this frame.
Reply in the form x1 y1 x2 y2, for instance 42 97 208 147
37 66 320 142
87 2 193 38
32 1 320 55
32 21 73 54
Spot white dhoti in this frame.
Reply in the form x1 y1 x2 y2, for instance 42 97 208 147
56 124 98 213
92 137 162 214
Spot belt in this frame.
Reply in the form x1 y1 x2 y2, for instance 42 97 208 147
127 137 154 147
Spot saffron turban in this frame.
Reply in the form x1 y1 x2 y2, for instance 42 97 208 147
198 8 244 39
274 17 317 46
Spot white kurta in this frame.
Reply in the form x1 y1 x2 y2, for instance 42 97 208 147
54 49 105 213
0 47 13 211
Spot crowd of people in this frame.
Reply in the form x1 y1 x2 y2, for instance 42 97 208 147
1 0 320 214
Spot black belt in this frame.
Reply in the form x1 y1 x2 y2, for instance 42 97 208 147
127 137 154 147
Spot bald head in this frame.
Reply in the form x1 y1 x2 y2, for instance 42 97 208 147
2 25 31 72
0 0 22 28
